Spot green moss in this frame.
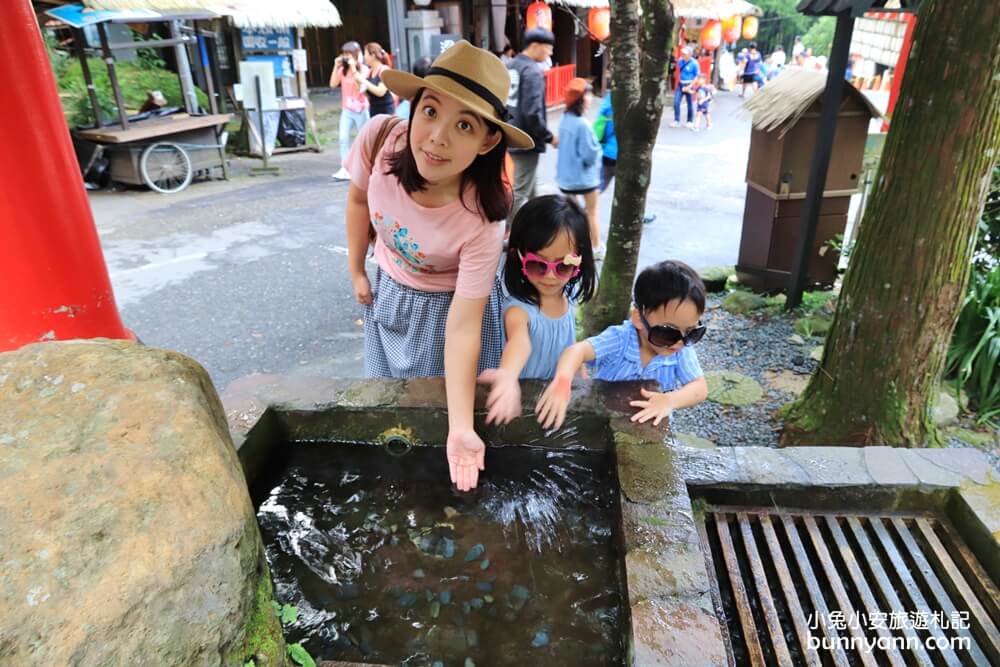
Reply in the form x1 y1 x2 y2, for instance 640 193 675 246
242 567 286 665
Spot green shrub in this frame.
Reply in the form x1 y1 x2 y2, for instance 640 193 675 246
49 36 208 128
947 168 1000 424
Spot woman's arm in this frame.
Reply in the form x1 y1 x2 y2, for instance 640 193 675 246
346 183 373 304
445 295 489 491
329 58 343 87
366 68 390 98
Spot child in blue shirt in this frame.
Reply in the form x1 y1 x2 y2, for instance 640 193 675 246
478 195 597 425
694 76 715 131
536 260 709 429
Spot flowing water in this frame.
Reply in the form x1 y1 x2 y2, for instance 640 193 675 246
255 442 625 666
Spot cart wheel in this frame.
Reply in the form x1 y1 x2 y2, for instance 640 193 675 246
140 142 193 194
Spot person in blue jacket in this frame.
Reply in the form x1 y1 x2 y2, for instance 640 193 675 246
556 78 603 258
670 46 700 128
593 92 656 225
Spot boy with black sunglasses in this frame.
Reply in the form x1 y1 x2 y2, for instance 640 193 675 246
536 260 709 429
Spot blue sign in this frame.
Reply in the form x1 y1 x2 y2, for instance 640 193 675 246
241 28 295 52
46 3 160 28
247 54 294 79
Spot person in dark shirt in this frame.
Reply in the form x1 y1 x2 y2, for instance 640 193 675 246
360 42 395 116
506 28 558 221
739 42 762 97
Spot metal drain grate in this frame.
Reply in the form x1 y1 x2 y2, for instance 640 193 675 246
698 507 1000 666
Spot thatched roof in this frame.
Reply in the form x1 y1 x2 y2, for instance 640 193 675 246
551 0 609 8
552 0 762 17
673 0 763 18
743 67 882 138
83 0 342 28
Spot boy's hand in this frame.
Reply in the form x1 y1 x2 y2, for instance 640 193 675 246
629 387 675 425
477 368 522 425
447 429 485 491
535 375 572 431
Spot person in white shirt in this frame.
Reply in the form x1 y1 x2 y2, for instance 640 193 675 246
771 45 786 68
792 36 805 59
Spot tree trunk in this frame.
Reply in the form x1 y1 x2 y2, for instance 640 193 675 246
783 0 1000 446
581 0 675 336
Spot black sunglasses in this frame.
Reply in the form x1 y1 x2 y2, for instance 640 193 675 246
638 309 706 348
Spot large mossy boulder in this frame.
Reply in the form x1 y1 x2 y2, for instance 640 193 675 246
0 340 284 666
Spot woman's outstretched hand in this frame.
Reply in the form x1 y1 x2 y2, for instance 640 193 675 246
477 368 522 425
447 429 485 492
351 272 372 305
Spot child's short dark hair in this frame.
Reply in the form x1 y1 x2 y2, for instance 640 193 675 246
633 260 706 314
504 195 596 306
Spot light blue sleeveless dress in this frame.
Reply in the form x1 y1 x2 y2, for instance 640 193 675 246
502 297 576 379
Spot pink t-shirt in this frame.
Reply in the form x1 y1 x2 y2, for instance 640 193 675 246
344 116 504 299
339 64 370 113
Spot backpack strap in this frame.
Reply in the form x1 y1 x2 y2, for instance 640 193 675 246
366 116 402 244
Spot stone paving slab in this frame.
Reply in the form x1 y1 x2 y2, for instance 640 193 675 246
863 446 919 485
629 595 728 667
782 446 874 486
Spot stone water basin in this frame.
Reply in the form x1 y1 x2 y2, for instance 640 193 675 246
223 375 727 667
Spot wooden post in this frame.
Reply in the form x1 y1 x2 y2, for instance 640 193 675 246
97 22 129 129
72 28 104 128
786 12 854 309
169 20 199 113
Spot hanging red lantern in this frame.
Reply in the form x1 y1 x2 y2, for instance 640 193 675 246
722 15 742 43
588 7 610 41
700 20 722 51
525 2 553 32
742 16 759 40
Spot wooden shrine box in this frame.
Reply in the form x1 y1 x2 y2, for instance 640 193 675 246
737 68 880 291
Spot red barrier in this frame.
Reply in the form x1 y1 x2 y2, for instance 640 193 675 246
0 0 129 351
544 64 577 107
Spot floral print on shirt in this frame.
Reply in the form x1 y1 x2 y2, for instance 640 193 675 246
373 211 434 274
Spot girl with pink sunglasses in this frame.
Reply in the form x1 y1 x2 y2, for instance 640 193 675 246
477 195 597 424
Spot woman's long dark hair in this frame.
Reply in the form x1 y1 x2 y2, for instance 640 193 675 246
504 195 597 306
386 88 511 223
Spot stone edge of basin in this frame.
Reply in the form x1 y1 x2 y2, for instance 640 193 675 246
221 374 728 666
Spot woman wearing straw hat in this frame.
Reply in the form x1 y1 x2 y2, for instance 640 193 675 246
342 41 534 492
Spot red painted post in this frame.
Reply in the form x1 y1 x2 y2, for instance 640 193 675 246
882 13 917 132
0 0 129 351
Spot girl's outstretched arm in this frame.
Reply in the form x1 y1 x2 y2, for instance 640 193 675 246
478 306 531 425
445 295 489 491
535 340 596 430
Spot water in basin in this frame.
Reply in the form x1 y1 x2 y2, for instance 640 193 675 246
255 442 625 666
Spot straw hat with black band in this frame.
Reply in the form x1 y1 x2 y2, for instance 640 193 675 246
381 41 535 150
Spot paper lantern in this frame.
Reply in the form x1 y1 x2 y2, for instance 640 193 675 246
700 20 722 51
742 16 759 40
525 2 552 32
588 7 611 41
722 15 742 43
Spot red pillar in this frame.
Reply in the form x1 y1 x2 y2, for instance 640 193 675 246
882 13 917 132
0 1 129 352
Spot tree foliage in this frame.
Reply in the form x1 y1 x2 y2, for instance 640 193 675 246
746 0 821 54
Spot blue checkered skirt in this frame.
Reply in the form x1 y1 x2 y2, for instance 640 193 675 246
364 267 504 378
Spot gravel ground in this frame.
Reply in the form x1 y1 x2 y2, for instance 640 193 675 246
670 294 1000 473
671 294 818 447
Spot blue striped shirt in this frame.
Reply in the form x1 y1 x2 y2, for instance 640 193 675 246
586 321 703 391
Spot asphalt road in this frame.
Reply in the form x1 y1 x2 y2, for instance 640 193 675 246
89 91 753 392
